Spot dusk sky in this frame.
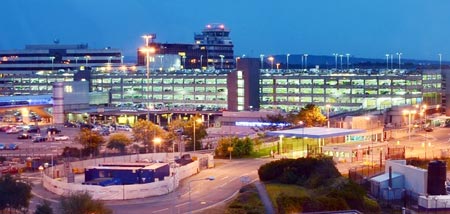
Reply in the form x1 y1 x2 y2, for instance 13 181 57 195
1 0 449 61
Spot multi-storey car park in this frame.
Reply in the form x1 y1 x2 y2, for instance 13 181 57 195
0 58 443 114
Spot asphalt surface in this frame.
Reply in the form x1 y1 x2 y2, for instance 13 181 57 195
27 158 271 214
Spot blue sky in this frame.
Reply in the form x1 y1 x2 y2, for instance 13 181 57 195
1 0 449 60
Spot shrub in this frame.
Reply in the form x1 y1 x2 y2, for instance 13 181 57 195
276 193 304 214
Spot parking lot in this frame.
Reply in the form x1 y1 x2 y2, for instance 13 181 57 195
0 124 82 158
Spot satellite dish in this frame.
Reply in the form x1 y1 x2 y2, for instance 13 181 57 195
53 39 60 44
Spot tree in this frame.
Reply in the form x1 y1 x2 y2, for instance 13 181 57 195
74 129 105 157
132 120 166 153
34 200 53 214
0 174 32 213
296 104 327 127
60 192 112 214
107 133 132 154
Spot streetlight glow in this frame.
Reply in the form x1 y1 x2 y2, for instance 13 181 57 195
268 56 274 70
326 104 331 128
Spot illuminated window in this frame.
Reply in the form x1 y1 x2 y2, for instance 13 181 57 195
64 85 73 93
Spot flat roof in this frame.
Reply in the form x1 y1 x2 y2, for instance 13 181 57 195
142 163 169 170
370 173 403 183
267 127 366 138
86 166 142 170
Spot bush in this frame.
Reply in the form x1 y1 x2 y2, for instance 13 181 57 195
215 137 254 158
276 193 304 214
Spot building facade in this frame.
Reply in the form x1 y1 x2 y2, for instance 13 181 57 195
0 44 123 75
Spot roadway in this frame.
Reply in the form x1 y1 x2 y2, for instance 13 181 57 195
26 158 270 214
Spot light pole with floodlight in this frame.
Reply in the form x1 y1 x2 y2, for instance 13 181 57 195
140 46 156 120
304 54 308 69
346 53 350 69
286 53 290 70
49 56 55 72
193 118 203 151
153 137 162 153
260 54 264 69
326 104 331 128
396 52 402 69
333 53 338 69
385 54 389 70
403 109 416 141
268 56 274 70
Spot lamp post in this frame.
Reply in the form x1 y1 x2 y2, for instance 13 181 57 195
153 137 162 153
403 109 416 141
268 56 274 70
38 165 44 184
326 104 331 128
219 55 224 69
235 57 240 69
75 56 79 65
84 55 90 66
276 63 280 70
366 116 374 166
346 53 350 69
396 52 402 69
339 54 344 70
333 53 338 70
140 46 156 121
304 54 308 69
49 56 55 72
193 118 202 152
385 54 389 70
299 121 305 157
260 54 264 69
286 53 290 70
439 53 442 71
189 177 215 213
390 54 394 69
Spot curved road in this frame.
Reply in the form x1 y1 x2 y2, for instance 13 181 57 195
28 158 270 214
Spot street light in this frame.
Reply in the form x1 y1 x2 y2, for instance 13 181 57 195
299 121 305 157
153 137 162 153
75 56 79 65
189 176 215 213
333 53 338 70
276 63 280 70
260 54 264 69
268 56 274 70
339 54 344 70
193 118 203 152
438 53 442 71
49 56 55 72
326 104 331 128
219 55 225 69
346 53 350 69
385 54 390 70
142 34 153 46
396 52 402 69
84 55 90 66
366 116 374 166
140 46 156 121
304 54 308 69
286 53 290 70
403 109 416 141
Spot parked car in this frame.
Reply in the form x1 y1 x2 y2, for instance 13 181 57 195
425 127 434 132
64 122 78 128
80 123 95 130
7 144 18 150
46 127 61 134
54 134 69 141
116 125 132 132
0 144 5 150
6 127 20 134
27 127 41 133
17 133 32 139
0 125 13 132
32 136 47 143
99 129 110 136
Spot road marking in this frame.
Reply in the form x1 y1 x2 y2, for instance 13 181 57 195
175 202 189 207
152 208 169 213
221 176 229 180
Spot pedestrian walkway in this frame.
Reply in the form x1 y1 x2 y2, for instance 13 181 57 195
254 181 275 214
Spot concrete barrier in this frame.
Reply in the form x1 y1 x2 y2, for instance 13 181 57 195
42 153 205 200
